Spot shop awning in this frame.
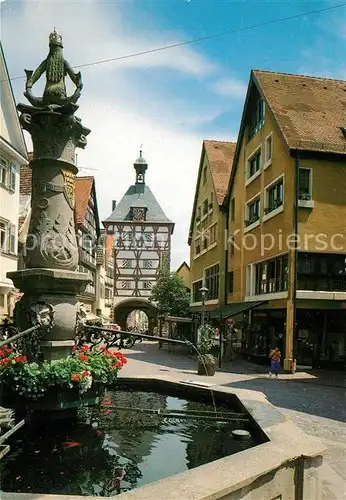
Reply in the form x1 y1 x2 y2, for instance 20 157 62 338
208 301 266 320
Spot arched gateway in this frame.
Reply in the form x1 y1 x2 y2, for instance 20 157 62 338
113 298 158 332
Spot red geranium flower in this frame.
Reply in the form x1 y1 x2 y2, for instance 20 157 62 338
15 355 27 363
115 361 123 369
82 370 91 377
78 354 88 362
0 357 11 366
82 345 90 353
71 373 81 381
72 345 78 352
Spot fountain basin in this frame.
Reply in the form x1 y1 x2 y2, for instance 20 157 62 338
0 376 325 500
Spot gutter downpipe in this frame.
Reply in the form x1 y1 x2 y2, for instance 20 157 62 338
219 205 229 369
292 149 300 374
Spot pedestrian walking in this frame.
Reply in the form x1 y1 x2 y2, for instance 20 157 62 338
269 346 281 378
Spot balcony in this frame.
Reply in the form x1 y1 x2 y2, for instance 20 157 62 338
79 247 96 268
298 194 314 209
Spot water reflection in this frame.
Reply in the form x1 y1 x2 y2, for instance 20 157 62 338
1 389 256 496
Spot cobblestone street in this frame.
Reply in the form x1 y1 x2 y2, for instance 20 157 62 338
121 342 346 500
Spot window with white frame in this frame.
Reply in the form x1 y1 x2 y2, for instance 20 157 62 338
204 264 219 300
203 198 209 216
0 219 16 254
264 134 273 166
209 222 217 245
0 155 17 191
0 220 6 251
245 198 260 226
250 99 265 138
195 236 201 256
209 192 213 211
298 168 312 200
0 156 8 186
247 150 261 180
266 178 283 214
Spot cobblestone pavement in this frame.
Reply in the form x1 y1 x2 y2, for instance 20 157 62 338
120 342 346 500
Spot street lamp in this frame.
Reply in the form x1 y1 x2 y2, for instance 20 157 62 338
199 286 209 327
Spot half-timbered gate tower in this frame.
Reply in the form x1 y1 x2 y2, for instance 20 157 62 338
103 151 174 330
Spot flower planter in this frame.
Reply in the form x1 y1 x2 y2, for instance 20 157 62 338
197 360 216 376
0 383 105 412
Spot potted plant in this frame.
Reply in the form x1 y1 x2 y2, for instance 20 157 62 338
0 344 127 410
196 324 217 376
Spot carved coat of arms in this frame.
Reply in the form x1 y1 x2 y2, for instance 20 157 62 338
62 169 75 209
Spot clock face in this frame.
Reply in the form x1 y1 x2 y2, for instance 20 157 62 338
132 207 145 221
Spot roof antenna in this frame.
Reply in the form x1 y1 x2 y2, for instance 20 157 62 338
140 143 143 157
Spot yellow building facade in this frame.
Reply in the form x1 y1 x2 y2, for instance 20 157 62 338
225 70 346 371
188 140 236 314
189 70 346 371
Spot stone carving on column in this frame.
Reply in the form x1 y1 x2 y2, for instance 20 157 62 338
7 29 92 361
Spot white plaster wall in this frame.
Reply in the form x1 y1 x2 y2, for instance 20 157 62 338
0 154 20 288
0 105 10 143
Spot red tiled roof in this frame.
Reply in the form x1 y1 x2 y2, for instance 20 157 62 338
253 70 346 154
75 176 94 225
204 140 237 205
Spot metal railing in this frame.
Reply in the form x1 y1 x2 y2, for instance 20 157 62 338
81 325 192 350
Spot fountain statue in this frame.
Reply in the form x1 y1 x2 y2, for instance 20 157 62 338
7 29 91 361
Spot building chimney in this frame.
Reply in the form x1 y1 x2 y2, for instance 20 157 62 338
112 200 117 211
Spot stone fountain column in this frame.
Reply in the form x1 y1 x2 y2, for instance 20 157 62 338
7 29 92 361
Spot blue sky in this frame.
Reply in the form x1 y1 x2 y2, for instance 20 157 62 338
1 0 346 268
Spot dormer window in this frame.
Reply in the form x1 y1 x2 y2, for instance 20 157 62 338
131 207 147 221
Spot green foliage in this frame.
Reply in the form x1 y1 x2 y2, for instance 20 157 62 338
0 344 127 401
197 324 216 363
150 269 191 317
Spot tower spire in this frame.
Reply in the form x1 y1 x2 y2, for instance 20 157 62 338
134 147 148 190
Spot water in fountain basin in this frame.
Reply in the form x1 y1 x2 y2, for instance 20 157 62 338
1 385 259 497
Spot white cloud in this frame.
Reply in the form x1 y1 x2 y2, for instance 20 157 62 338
2 0 234 269
210 77 247 99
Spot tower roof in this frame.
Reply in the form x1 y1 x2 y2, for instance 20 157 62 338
105 184 173 224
